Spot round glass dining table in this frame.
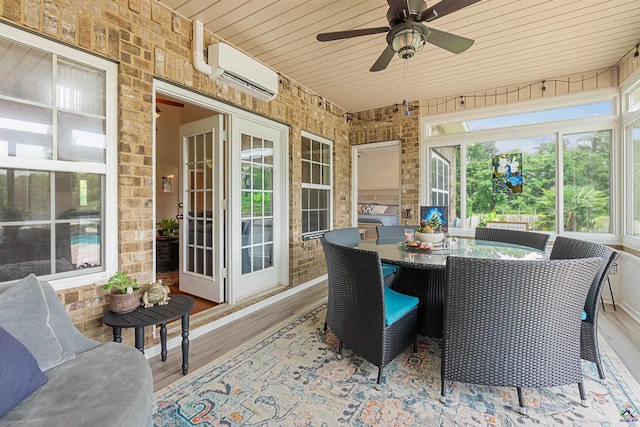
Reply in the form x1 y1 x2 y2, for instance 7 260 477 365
357 238 548 337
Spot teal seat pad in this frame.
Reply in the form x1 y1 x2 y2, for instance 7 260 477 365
582 310 587 321
384 287 419 326
381 263 398 278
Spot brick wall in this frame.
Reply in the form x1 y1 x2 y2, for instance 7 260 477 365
349 101 423 222
0 0 348 346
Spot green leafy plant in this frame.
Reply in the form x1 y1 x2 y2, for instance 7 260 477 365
417 215 441 233
103 271 139 295
157 218 179 237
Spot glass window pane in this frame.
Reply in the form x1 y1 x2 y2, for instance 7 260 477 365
302 161 311 183
0 39 52 104
264 218 273 242
252 246 263 271
57 112 105 163
309 189 318 209
322 165 330 185
263 192 272 216
302 137 311 161
241 134 251 159
252 192 263 216
263 139 273 165
0 99 53 160
253 219 263 244
57 59 105 116
0 224 52 281
0 169 50 221
241 163 251 190
252 165 263 189
563 130 611 233
242 248 251 274
312 163 321 185
430 101 613 135
264 243 273 268
464 136 555 231
242 220 251 245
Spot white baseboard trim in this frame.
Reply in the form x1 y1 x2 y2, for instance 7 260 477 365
144 275 327 359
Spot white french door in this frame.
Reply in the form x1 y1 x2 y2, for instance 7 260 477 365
178 116 224 303
229 116 288 302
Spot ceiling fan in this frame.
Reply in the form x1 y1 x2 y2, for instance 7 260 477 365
316 0 481 72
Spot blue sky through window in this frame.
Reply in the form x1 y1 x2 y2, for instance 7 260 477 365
432 101 612 135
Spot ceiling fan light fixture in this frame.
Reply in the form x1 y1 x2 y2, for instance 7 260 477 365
392 28 427 59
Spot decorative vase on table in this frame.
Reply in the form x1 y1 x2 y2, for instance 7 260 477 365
415 232 445 244
109 289 142 314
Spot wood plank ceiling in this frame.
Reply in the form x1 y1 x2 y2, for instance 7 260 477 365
158 0 640 113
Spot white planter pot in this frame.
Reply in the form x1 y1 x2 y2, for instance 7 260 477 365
415 232 444 244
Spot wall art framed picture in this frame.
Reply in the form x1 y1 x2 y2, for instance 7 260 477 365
492 153 522 194
420 206 448 232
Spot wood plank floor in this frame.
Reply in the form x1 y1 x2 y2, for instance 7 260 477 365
150 282 328 391
150 284 640 391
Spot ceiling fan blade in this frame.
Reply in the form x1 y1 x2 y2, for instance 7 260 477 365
421 0 482 21
317 27 389 42
425 27 474 54
370 45 396 72
387 0 410 20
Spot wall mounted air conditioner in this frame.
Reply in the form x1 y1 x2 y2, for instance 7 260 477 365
208 42 278 102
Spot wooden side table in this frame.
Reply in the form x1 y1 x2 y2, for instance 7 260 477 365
103 294 195 375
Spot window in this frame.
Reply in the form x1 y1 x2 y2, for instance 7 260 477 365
430 151 450 206
301 132 332 238
623 71 640 243
0 25 116 284
424 94 617 235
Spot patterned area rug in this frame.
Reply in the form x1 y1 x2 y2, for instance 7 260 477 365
154 305 640 426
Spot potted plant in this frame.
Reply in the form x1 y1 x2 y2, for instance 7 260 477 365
157 218 179 239
415 214 445 244
103 271 141 314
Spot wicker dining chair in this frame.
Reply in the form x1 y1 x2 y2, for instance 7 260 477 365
549 236 619 380
320 238 418 385
323 227 361 247
376 225 416 240
442 255 602 415
323 227 398 286
474 227 550 251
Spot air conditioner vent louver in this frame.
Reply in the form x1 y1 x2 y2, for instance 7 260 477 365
208 42 278 102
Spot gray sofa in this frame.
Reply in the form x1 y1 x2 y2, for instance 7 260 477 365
0 274 153 426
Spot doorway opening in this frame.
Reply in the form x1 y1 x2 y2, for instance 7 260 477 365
155 93 223 316
352 141 402 240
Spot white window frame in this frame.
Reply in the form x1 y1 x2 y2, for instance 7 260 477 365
421 89 620 242
622 67 640 251
0 23 118 290
301 131 333 239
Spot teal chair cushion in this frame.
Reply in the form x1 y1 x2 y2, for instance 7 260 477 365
381 263 398 278
383 287 419 326
582 310 587 321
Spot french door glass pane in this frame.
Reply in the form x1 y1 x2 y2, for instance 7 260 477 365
240 133 274 275
563 130 611 232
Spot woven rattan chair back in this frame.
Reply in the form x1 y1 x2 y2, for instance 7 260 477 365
376 225 411 240
474 227 550 251
549 236 619 379
323 227 361 247
442 255 602 415
320 238 417 384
